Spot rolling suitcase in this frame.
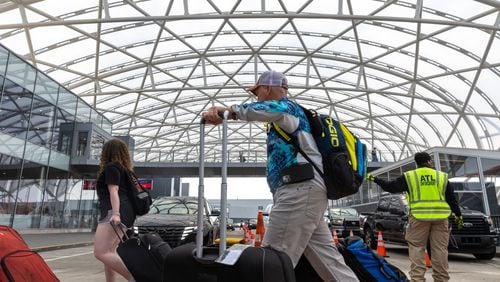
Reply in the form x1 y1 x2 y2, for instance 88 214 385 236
113 224 172 282
162 112 295 282
294 255 323 282
0 225 59 282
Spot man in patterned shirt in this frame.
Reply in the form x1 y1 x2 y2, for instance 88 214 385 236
202 70 357 281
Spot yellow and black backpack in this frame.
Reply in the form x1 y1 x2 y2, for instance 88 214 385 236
274 106 367 200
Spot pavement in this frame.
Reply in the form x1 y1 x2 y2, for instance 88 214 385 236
17 229 500 258
20 230 95 252
11 229 500 282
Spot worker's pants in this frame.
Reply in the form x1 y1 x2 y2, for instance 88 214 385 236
405 216 449 282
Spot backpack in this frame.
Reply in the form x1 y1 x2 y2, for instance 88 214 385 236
274 106 367 200
337 236 408 282
126 170 153 216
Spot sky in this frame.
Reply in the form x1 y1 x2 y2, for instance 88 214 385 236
181 177 272 200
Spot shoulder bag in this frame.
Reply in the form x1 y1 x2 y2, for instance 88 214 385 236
126 170 152 216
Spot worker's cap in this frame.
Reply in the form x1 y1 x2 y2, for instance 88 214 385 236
246 70 288 95
414 152 432 166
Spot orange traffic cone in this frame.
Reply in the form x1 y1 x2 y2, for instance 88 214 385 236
349 229 354 237
376 231 388 257
255 210 266 247
332 229 339 244
242 224 249 244
249 231 255 246
425 249 432 268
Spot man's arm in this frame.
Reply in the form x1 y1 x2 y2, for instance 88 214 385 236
373 175 409 194
203 100 300 133
230 100 299 133
445 182 462 217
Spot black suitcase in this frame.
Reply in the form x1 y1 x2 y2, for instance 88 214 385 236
162 112 296 282
294 255 323 282
163 243 295 282
113 224 172 282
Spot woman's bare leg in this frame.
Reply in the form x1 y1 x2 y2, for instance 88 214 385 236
104 264 117 282
94 223 132 282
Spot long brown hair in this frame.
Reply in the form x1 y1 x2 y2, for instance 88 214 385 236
98 139 133 175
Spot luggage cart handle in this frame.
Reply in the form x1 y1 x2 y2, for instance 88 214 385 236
197 110 230 258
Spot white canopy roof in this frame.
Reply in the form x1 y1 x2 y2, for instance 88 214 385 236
1 0 499 162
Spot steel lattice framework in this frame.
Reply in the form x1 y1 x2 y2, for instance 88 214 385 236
1 0 499 163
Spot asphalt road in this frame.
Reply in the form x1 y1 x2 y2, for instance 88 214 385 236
40 243 500 282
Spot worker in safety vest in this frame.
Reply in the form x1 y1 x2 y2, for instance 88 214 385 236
366 152 463 282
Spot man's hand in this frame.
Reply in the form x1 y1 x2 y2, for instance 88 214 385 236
455 216 464 230
366 174 375 182
202 106 230 125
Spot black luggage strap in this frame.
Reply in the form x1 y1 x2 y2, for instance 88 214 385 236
1 250 46 282
263 246 296 282
261 247 266 282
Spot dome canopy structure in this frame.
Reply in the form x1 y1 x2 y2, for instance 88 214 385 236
1 0 499 163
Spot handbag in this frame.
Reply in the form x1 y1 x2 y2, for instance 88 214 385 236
126 170 152 216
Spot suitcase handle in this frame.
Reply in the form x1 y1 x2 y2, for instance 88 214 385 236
110 222 132 243
200 112 225 124
197 111 229 258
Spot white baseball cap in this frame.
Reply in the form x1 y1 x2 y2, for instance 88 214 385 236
246 70 288 95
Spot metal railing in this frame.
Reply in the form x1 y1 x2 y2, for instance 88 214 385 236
133 148 266 163
132 148 408 163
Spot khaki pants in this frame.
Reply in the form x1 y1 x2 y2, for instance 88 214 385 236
405 216 449 282
263 181 358 282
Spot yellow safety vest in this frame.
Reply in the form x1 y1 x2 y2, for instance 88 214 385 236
403 167 451 220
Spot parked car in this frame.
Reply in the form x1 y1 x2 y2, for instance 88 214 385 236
361 194 498 260
134 196 219 247
248 218 257 229
328 207 362 237
226 218 235 231
213 217 235 231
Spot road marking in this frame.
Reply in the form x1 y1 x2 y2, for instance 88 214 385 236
44 251 94 262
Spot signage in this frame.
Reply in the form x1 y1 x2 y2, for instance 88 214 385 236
83 180 97 190
138 179 153 190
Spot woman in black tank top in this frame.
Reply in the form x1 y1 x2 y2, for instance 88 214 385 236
93 139 136 282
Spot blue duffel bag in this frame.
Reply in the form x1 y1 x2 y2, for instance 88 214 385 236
338 236 408 282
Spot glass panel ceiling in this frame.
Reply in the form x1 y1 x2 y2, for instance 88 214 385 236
0 0 498 163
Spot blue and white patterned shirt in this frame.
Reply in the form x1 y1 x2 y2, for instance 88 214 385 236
231 98 323 193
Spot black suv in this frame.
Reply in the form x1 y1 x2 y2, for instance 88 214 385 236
362 194 498 260
134 196 219 247
328 208 362 238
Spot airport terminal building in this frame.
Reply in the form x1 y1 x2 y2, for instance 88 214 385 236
0 44 114 229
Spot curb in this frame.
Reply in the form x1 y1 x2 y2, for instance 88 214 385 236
32 241 94 252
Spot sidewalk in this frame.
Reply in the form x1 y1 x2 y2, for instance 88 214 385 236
20 230 95 252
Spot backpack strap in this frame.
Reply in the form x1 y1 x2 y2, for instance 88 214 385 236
271 123 324 179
